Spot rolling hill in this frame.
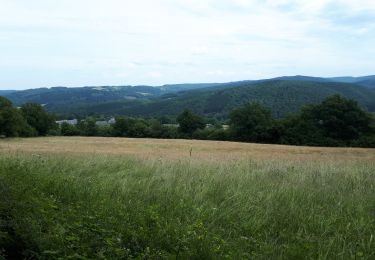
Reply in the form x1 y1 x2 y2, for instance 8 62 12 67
328 75 375 89
0 83 227 108
2 76 375 119
36 80 375 119
3 75 375 106
2 85 165 106
0 90 16 95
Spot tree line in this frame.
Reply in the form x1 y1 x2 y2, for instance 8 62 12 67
0 96 56 137
1 95 374 147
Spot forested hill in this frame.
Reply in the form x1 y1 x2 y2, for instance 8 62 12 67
2 76 375 119
2 85 169 106
3 75 375 107
1 83 227 107
42 80 375 119
328 75 375 88
0 90 16 95
269 75 375 88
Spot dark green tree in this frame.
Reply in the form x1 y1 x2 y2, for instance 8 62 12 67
0 97 35 137
280 95 375 146
148 119 162 138
96 125 113 137
0 96 12 109
60 122 79 136
77 119 98 136
113 117 131 137
279 113 325 146
176 109 205 137
229 103 276 142
127 119 148 137
21 103 56 136
112 117 150 138
307 95 374 142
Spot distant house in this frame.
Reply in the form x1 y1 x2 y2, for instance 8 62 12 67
95 121 109 126
56 119 78 126
162 124 179 128
108 117 116 124
222 125 229 130
95 117 116 126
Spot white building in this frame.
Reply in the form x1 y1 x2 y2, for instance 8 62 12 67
95 117 116 126
56 119 78 126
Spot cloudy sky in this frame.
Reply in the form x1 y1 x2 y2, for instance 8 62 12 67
0 0 374 89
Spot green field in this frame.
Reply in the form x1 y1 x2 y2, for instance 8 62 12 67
0 137 374 259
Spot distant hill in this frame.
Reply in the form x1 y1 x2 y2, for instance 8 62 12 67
262 75 375 89
353 78 375 89
272 75 330 83
3 86 163 106
0 90 16 95
39 80 375 119
2 76 374 119
1 83 228 107
3 75 375 107
328 75 375 89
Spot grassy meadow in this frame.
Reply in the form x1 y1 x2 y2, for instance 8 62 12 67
0 137 374 259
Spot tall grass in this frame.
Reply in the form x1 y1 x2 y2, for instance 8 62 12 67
0 154 374 259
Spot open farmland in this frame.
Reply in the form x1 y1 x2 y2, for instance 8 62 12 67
0 137 374 259
1 136 375 161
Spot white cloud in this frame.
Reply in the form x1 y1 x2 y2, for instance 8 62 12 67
148 71 162 78
0 0 374 89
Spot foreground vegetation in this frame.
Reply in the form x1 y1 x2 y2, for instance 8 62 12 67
0 142 374 258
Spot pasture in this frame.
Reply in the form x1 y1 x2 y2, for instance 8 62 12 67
0 137 374 259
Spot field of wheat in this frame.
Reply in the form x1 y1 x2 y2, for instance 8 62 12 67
0 137 374 259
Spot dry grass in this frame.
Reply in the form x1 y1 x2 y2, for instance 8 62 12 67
1 137 374 258
0 136 374 162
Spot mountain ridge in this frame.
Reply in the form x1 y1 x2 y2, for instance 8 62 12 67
3 74 375 93
2 75 375 119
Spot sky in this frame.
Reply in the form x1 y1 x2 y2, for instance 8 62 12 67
0 0 374 90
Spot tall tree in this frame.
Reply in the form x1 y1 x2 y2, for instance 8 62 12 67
0 97 34 137
77 119 98 136
177 109 205 136
21 103 56 136
307 95 374 142
280 95 375 146
113 117 131 137
229 103 276 142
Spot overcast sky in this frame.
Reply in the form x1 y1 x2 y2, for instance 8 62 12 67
0 0 374 89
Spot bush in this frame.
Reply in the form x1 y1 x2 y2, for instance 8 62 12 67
61 123 80 136
96 125 113 137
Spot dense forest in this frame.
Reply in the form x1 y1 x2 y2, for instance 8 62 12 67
1 95 374 147
103 80 375 120
3 76 375 120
